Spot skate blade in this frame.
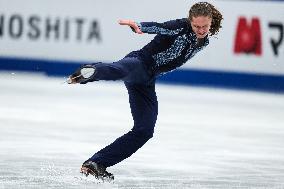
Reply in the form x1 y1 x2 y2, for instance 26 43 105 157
80 167 96 177
61 77 76 84
80 167 114 182
62 74 84 84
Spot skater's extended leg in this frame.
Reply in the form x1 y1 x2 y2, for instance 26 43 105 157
69 57 148 84
88 82 158 167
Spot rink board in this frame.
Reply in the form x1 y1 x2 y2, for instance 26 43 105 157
0 56 284 93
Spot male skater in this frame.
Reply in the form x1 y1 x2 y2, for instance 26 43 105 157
68 2 223 180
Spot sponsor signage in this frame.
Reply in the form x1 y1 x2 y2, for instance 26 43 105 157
234 16 283 57
0 14 101 42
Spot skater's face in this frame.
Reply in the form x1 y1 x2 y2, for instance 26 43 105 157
190 16 212 39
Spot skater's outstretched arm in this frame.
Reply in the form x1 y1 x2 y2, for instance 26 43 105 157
119 18 188 36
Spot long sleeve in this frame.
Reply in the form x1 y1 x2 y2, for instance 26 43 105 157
137 18 188 36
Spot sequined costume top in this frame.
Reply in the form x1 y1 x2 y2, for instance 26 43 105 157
126 18 209 75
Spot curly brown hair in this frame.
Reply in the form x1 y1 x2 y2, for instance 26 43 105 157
188 2 223 36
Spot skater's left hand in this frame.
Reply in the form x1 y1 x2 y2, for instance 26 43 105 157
118 19 143 34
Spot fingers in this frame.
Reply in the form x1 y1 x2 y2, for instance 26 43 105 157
118 19 134 26
118 19 143 34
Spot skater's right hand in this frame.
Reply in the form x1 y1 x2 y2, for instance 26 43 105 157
118 19 143 34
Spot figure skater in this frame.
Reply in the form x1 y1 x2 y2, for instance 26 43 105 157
68 2 223 180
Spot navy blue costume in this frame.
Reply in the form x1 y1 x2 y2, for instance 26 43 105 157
83 18 209 167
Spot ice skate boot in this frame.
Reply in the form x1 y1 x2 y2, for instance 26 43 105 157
67 65 96 84
80 160 114 181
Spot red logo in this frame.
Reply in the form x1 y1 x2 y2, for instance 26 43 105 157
234 17 262 56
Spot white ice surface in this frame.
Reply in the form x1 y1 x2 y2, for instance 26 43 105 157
0 73 284 189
